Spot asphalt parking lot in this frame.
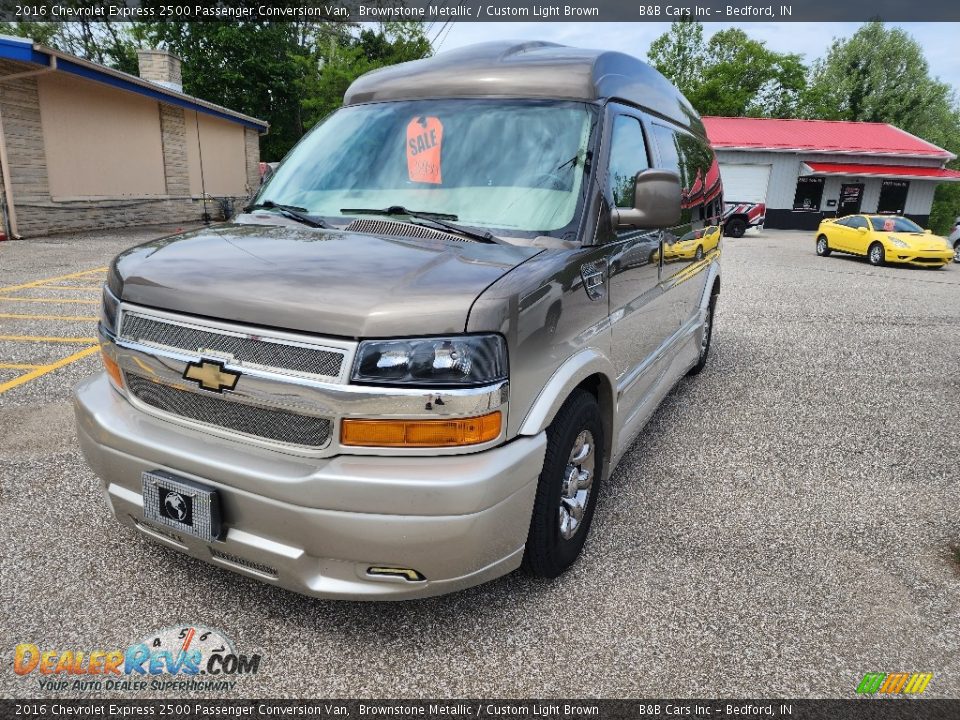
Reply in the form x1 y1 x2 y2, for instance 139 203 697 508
1 226 958 699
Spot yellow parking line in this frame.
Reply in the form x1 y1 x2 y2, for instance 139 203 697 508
0 313 99 321
0 345 100 395
0 335 98 343
0 267 107 294
32 285 104 291
0 362 40 369
0 296 99 305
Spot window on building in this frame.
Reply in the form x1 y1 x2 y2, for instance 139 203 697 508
877 180 909 215
793 177 825 211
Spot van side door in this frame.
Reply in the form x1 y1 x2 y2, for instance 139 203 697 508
648 123 718 331
603 106 677 427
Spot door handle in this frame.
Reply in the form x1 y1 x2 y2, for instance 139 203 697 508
580 260 607 301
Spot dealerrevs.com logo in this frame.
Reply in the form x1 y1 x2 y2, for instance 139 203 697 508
14 625 261 692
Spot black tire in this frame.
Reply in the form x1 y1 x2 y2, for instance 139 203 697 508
725 217 747 238
954 241 960 264
694 245 704 260
815 234 832 257
868 241 885 267
688 291 717 376
523 389 604 579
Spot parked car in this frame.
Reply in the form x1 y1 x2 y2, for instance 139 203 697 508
74 42 722 600
722 201 765 238
948 216 960 263
815 214 954 268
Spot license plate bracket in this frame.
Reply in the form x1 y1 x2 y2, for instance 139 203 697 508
142 470 222 542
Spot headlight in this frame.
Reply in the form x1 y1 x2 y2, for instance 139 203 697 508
887 235 909 248
100 285 120 336
352 335 507 387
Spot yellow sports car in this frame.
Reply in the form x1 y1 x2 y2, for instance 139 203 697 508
815 215 954 268
663 225 722 262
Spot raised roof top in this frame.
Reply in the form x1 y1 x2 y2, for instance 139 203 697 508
344 41 705 137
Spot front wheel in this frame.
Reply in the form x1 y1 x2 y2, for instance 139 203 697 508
694 245 704 260
954 241 960 264
523 389 604 579
816 235 831 257
868 242 885 267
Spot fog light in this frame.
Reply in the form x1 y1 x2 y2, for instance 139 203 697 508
101 348 123 389
341 411 501 448
367 567 426 582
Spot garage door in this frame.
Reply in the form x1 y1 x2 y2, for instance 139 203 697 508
719 164 771 204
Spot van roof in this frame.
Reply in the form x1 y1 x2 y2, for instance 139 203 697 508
343 41 705 137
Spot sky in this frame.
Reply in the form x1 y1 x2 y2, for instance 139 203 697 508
433 22 960 94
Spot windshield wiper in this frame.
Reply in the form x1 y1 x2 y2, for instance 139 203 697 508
340 205 506 245
244 200 333 229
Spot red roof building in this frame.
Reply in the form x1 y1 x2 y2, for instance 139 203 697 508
702 117 958 230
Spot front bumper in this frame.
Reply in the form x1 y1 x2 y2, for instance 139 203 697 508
885 247 953 267
74 373 546 600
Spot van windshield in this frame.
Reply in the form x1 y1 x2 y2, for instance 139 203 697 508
255 99 598 237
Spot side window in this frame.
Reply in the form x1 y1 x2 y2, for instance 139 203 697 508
833 217 853 228
848 216 867 229
608 115 650 208
650 124 681 178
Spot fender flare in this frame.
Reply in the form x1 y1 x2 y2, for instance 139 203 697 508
517 347 617 436
698 260 721 311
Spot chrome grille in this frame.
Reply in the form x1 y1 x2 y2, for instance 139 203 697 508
346 218 470 243
120 312 344 378
126 373 332 448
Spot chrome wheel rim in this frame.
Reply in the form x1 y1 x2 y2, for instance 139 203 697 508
559 429 595 540
816 238 826 254
954 244 960 263
870 245 882 264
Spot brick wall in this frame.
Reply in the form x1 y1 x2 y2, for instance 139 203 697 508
0 60 262 238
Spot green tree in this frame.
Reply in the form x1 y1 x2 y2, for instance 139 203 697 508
802 22 960 232
646 17 705 99
648 22 806 118
0 20 138 73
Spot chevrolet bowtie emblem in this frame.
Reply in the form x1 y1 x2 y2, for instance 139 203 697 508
182 359 240 393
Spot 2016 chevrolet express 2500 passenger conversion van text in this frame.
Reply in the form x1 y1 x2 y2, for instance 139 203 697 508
75 42 723 600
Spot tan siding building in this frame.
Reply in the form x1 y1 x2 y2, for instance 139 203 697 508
0 35 268 239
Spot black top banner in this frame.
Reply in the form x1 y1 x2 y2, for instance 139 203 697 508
5 0 960 23
3 700 960 720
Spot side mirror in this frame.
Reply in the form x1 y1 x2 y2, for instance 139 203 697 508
857 226 868 234
611 169 682 229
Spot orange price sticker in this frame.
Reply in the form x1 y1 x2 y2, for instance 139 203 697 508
406 116 443 184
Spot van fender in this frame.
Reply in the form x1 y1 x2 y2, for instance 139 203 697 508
517 348 617 437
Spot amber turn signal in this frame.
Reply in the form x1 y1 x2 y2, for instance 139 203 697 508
341 411 502 448
101 347 124 389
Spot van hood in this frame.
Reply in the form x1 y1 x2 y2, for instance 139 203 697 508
113 221 541 338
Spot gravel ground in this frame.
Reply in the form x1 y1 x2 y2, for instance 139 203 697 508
1 228 958 699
